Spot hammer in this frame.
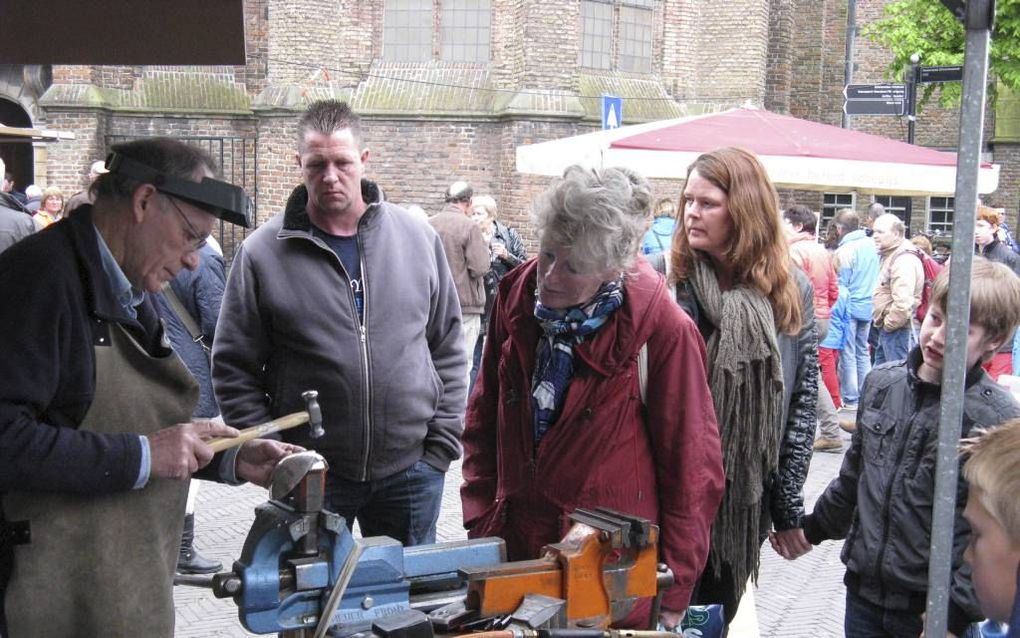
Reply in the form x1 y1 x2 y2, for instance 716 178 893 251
207 390 324 453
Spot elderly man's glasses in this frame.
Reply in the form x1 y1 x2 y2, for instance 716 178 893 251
163 194 208 251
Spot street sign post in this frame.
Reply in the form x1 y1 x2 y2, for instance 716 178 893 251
842 83 907 116
917 65 964 84
602 94 622 130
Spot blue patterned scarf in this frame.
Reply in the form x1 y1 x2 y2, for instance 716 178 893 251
531 279 624 444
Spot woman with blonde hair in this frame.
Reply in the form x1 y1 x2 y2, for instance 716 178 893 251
669 147 818 626
35 186 65 229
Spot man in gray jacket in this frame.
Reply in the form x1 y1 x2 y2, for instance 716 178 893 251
0 158 34 255
213 100 466 545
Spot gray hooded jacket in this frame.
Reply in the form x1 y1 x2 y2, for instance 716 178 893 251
213 180 466 481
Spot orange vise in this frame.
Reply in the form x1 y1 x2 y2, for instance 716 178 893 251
458 508 672 629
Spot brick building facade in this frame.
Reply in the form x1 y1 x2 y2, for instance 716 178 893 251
0 0 1015 256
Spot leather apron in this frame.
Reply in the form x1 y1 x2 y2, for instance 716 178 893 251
3 322 198 637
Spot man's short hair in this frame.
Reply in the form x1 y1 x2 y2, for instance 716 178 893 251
834 208 859 232
874 212 905 237
931 256 1020 346
867 201 885 221
92 138 219 202
445 181 473 204
783 204 817 234
962 418 1020 543
297 100 363 151
977 205 1000 227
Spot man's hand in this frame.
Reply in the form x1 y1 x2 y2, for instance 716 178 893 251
492 242 509 261
149 420 240 480
768 528 812 560
235 439 305 487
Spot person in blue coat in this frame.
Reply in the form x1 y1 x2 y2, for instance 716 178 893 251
642 198 677 256
831 209 880 410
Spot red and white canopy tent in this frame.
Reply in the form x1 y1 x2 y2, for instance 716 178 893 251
516 107 999 196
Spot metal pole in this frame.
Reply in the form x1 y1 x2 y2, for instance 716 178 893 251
924 1 994 637
842 0 857 129
906 53 920 144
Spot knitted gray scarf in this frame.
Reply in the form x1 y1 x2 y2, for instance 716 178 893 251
689 259 785 594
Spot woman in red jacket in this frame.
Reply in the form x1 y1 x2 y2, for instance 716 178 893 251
460 165 725 629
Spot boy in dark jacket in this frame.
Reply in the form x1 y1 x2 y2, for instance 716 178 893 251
771 257 1020 638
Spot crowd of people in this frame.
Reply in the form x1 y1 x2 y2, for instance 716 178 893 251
0 99 1019 638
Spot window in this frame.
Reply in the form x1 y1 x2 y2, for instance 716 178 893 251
618 5 653 72
383 0 433 62
928 196 955 236
580 1 613 69
579 0 654 72
822 193 854 228
384 0 491 63
441 0 490 62
873 195 912 232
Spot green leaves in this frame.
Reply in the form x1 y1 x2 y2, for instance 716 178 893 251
862 0 1020 109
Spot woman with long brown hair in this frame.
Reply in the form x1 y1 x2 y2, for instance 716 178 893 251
669 147 818 625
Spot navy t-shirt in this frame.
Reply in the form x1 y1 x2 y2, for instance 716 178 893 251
313 227 364 322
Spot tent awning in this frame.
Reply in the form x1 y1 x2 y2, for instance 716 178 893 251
516 107 999 196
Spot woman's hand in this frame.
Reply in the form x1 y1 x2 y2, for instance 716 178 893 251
659 609 685 631
768 528 812 560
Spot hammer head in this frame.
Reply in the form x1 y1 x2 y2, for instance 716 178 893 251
301 390 324 439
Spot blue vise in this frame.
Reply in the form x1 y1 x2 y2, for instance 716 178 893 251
206 452 505 635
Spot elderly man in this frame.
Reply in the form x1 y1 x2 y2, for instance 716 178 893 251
0 138 299 637
872 213 923 366
430 181 489 383
214 100 466 548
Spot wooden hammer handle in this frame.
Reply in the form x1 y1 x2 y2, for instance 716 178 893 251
207 411 310 453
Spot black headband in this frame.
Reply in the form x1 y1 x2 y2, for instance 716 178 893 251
104 152 253 228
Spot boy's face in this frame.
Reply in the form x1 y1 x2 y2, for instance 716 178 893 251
917 303 1003 383
963 494 1020 622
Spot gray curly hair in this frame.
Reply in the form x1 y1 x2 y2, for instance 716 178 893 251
531 165 652 274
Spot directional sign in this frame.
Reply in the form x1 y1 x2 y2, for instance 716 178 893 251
843 83 906 116
602 94 622 130
917 65 963 84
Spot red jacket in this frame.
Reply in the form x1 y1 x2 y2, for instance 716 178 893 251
461 257 724 613
788 232 838 321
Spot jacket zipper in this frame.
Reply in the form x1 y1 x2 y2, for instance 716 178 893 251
298 227 374 481
874 413 912 596
356 233 372 481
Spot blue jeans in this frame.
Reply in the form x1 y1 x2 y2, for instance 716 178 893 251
873 326 914 367
845 589 923 638
839 318 873 406
323 459 445 545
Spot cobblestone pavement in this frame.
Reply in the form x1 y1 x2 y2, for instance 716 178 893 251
175 432 850 637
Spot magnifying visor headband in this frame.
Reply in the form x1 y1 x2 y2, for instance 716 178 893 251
104 152 253 228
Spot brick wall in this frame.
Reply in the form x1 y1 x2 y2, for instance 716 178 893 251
42 110 108 197
521 2 579 90
266 0 343 85
688 0 770 104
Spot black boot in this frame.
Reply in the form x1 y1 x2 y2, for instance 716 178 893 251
177 513 222 575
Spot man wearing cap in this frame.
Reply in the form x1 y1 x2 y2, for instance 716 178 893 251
430 181 490 385
215 100 466 550
63 159 111 215
0 137 300 637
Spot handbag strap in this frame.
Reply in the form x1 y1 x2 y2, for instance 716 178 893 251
161 283 209 354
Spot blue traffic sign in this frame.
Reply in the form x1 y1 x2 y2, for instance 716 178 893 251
602 95 622 130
